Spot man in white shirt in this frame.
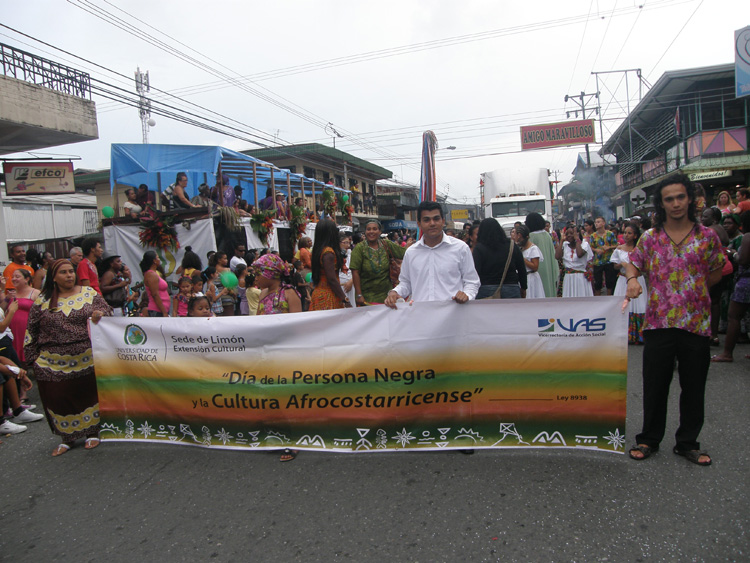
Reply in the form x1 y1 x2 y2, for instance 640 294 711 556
385 201 479 308
229 244 247 272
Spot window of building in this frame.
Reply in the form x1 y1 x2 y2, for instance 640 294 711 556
724 97 746 128
322 171 330 183
335 175 344 186
287 165 297 174
303 166 316 179
701 99 723 130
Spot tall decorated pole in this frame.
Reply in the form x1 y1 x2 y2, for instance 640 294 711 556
419 130 438 203
418 131 438 239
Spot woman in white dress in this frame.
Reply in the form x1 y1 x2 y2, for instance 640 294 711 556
611 222 647 344
555 225 593 297
516 225 545 299
338 232 357 307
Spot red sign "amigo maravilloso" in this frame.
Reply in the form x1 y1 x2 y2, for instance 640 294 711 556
520 119 596 150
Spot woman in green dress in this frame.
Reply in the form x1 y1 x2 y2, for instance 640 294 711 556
350 220 407 305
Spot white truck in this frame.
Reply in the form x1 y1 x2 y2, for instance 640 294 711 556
481 168 552 233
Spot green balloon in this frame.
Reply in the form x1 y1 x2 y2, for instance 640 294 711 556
220 271 239 289
342 195 349 202
305 272 312 283
102 206 115 218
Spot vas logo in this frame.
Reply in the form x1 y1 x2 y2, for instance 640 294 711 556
538 317 606 333
124 324 147 346
538 318 556 332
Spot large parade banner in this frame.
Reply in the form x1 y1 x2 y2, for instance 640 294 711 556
92 298 627 454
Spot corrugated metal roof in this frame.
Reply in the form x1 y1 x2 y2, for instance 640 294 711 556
1 189 96 206
243 143 393 179
601 63 735 155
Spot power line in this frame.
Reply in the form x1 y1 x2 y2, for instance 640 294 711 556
646 0 704 80
65 1 446 188
566 0 595 94
91 1 690 111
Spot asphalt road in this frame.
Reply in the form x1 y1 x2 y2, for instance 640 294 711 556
1 344 747 562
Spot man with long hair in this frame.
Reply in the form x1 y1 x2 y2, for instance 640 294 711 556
624 173 725 467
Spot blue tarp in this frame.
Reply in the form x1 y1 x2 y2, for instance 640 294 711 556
110 144 347 204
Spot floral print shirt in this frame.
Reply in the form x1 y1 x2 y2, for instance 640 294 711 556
589 230 618 267
630 224 725 337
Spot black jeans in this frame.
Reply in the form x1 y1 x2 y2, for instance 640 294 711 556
636 328 710 452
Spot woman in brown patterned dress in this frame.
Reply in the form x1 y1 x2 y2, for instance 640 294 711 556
24 259 112 457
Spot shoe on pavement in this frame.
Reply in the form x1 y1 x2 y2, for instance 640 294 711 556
11 409 44 423
0 420 28 434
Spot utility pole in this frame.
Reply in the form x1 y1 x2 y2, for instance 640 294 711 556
135 68 154 143
564 91 600 217
548 169 562 225
548 169 562 198
563 91 599 167
325 122 343 149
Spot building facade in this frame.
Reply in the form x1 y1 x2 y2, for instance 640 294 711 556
243 143 393 220
601 63 749 215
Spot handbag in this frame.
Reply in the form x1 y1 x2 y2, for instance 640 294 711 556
490 240 515 299
721 249 734 276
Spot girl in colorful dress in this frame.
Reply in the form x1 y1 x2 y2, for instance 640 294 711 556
516 225 545 299
171 276 193 317
611 223 647 344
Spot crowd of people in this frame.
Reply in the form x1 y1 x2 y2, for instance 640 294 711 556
2 177 747 465
121 173 384 223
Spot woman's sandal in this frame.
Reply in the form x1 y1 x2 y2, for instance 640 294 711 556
280 448 297 462
673 447 712 466
711 355 733 363
52 443 71 457
84 437 100 450
628 444 656 460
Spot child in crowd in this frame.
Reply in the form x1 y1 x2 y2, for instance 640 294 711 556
236 264 249 315
191 271 204 297
292 259 310 311
171 276 193 317
245 272 261 316
203 267 225 315
187 295 213 317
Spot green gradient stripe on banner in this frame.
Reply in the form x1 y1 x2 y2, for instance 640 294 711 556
92 298 628 454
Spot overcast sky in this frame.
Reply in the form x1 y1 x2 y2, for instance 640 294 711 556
2 0 744 202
